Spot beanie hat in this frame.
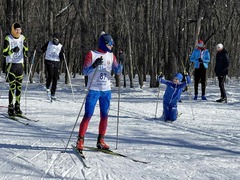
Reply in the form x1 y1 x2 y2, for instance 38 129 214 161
53 32 61 39
198 40 204 47
98 34 114 52
11 22 21 38
100 31 105 35
175 73 183 81
13 22 21 29
216 43 223 50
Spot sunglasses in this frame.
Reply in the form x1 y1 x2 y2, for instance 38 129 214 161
107 41 114 46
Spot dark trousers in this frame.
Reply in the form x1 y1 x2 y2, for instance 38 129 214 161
218 75 227 99
45 60 60 95
7 63 23 105
194 64 206 96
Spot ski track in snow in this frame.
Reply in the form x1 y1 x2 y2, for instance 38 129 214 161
0 75 240 179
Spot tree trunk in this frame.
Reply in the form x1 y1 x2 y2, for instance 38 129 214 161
48 0 54 37
123 1 134 88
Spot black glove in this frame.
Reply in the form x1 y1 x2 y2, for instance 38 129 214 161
12 46 20 53
158 75 163 79
198 58 203 63
92 57 103 68
182 86 188 92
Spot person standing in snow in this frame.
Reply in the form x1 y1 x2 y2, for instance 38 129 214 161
214 43 229 103
190 40 210 100
158 72 191 122
3 22 29 116
76 33 122 152
36 32 64 100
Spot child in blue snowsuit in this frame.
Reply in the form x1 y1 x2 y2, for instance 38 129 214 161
159 73 191 122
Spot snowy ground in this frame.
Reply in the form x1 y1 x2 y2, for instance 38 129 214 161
0 74 239 180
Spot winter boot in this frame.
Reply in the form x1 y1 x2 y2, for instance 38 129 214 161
97 134 110 150
201 96 207 100
193 95 197 100
15 103 22 115
76 136 84 151
8 104 15 116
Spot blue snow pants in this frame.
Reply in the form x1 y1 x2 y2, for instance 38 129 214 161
163 103 178 121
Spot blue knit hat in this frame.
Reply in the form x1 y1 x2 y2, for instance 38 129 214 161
98 34 114 52
175 73 183 81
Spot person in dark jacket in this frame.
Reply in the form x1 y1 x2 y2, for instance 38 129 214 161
158 73 191 122
36 32 64 100
214 43 229 103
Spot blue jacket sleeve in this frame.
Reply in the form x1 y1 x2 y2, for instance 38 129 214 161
203 49 210 63
83 66 94 75
160 78 172 86
190 49 198 63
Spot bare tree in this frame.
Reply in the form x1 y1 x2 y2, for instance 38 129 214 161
0 0 240 87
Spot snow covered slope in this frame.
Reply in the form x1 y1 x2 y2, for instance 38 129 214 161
0 75 239 180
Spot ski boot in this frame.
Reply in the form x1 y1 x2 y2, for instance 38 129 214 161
51 94 56 101
76 136 84 152
8 104 15 116
97 134 110 150
216 97 227 103
15 103 22 115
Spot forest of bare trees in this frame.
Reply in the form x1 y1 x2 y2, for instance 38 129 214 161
0 0 240 88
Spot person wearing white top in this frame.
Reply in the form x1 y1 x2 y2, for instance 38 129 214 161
76 33 122 152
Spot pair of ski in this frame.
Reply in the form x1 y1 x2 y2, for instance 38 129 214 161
72 145 149 168
2 113 39 125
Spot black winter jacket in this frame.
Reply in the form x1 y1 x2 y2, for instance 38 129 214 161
215 49 229 76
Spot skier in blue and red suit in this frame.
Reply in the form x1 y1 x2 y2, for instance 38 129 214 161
76 33 122 151
158 73 191 122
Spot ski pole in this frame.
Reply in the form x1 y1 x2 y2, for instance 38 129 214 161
184 72 195 120
0 62 12 99
154 86 161 119
63 53 75 102
115 65 122 149
23 50 36 115
63 68 98 153
155 73 162 119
